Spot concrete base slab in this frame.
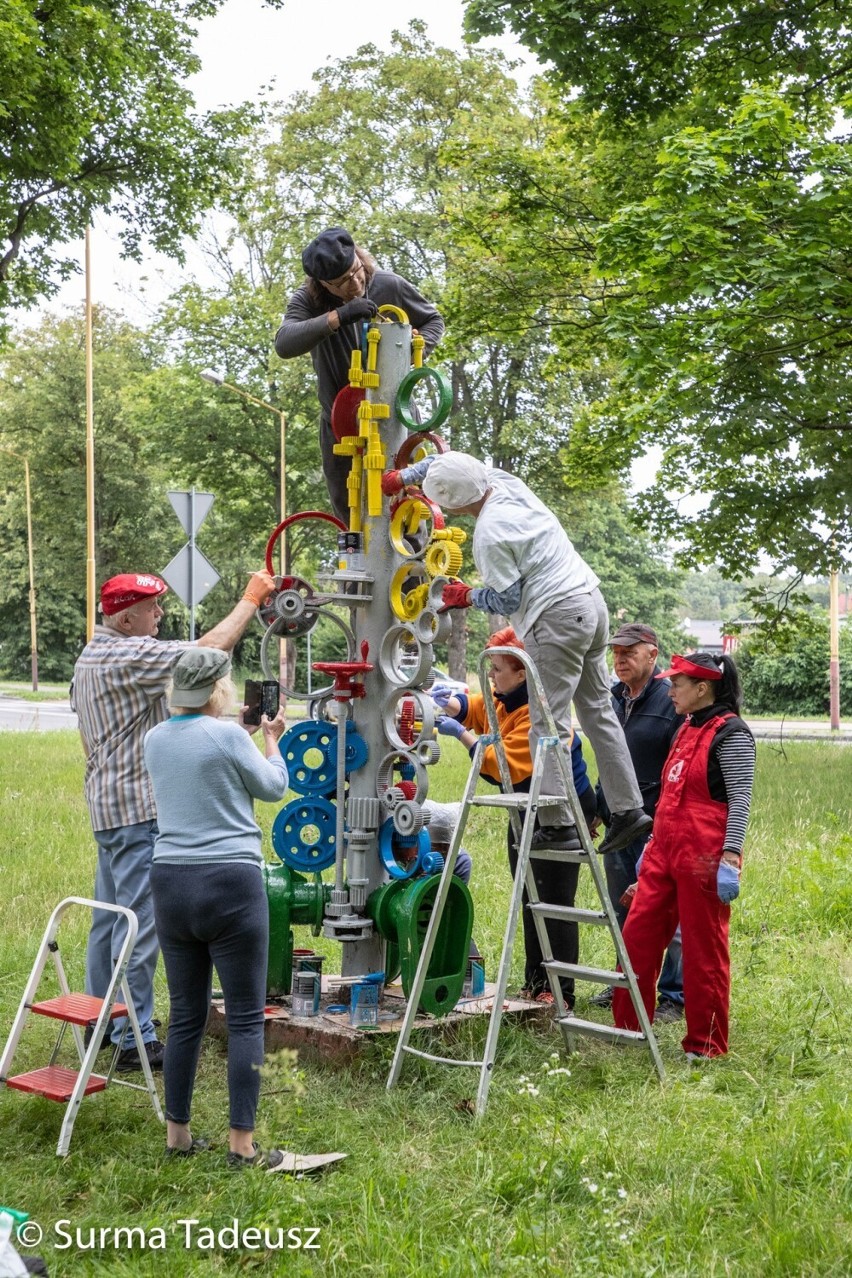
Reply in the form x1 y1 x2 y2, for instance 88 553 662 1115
207 981 547 1067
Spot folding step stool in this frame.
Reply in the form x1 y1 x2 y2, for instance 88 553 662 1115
387 646 665 1117
0 896 164 1155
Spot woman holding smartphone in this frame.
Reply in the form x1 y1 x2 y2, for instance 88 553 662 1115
143 647 289 1168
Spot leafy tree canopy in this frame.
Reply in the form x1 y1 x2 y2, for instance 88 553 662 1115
464 0 852 121
458 5 852 582
0 0 281 328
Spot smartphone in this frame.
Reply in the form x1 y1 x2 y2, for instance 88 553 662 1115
243 679 280 725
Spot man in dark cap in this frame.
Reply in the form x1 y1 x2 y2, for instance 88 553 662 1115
592 622 684 1019
71 568 275 1072
274 227 444 521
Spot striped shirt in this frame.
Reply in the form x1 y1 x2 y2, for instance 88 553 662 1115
715 731 756 853
71 626 192 831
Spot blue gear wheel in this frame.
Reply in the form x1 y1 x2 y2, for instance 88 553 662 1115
378 819 431 881
279 720 368 796
420 850 444 876
272 797 337 871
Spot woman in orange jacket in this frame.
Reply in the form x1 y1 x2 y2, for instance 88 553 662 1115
433 628 597 1006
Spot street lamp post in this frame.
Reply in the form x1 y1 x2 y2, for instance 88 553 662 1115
200 369 287 575
2 448 39 690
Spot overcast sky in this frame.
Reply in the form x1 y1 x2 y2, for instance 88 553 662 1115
35 0 534 325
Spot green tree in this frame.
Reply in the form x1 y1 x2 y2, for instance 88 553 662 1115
0 0 281 326
0 309 172 677
464 1 852 120
462 3 852 583
736 617 852 716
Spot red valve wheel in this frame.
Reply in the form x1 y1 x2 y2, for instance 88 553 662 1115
331 385 366 441
394 431 449 469
311 659 374 700
265 510 347 577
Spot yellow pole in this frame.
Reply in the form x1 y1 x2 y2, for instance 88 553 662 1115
22 457 38 690
85 226 96 639
829 567 840 731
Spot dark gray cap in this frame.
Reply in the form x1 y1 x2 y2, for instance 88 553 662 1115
170 647 231 708
608 623 659 647
301 227 356 281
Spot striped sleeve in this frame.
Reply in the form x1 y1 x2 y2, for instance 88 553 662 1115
716 730 756 853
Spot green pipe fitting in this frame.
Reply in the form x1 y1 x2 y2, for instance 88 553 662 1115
368 876 473 1017
264 862 330 997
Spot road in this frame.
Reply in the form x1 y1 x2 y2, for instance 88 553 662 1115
0 697 78 731
1 697 850 742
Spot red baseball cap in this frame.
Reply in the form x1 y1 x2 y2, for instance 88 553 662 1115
100 573 168 616
656 653 722 681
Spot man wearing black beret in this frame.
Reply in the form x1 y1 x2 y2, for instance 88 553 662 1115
274 227 444 521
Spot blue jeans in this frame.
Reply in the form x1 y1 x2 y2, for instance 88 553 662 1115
603 834 683 1004
85 820 160 1046
151 862 268 1131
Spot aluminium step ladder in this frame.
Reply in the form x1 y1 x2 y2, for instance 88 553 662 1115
387 646 664 1117
0 896 164 1155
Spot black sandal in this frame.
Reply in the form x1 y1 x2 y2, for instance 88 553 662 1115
165 1137 211 1158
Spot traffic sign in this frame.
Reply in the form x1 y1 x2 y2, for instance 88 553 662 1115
168 490 215 538
161 544 220 608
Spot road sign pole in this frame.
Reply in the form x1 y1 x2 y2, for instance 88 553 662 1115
163 489 220 633
189 488 196 641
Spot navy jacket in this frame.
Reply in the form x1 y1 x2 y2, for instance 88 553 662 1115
598 667 682 820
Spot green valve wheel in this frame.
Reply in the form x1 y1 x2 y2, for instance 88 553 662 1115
395 366 453 431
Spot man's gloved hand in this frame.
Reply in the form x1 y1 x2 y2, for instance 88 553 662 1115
440 580 472 611
717 859 741 903
335 297 378 325
436 715 466 740
382 470 404 496
243 570 276 608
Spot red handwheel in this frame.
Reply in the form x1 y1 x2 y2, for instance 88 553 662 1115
265 510 347 576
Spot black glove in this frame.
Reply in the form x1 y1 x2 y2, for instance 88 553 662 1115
335 297 378 325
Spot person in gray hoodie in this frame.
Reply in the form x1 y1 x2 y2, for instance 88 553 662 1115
274 227 444 521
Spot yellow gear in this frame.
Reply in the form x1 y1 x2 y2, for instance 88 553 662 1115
390 563 431 621
425 540 463 578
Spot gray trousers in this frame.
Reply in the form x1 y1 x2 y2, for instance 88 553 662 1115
524 588 642 826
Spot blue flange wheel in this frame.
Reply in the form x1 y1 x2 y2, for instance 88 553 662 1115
272 797 337 872
378 819 431 881
279 720 368 796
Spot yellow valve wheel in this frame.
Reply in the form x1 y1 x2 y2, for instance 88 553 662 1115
389 497 435 558
390 563 431 621
377 304 410 325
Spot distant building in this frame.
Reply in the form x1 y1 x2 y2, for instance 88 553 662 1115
681 619 724 654
681 618 760 655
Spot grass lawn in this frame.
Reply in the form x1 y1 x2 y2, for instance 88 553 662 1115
0 731 850 1276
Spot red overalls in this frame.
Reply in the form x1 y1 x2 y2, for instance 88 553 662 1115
612 712 735 1057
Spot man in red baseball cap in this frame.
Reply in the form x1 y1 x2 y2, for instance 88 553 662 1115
99 573 169 617
71 566 275 1072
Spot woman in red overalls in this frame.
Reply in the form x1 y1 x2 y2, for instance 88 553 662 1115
612 652 755 1059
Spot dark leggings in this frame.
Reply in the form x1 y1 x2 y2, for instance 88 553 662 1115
151 862 268 1131
507 820 581 1007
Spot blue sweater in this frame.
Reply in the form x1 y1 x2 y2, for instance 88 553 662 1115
143 715 288 866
